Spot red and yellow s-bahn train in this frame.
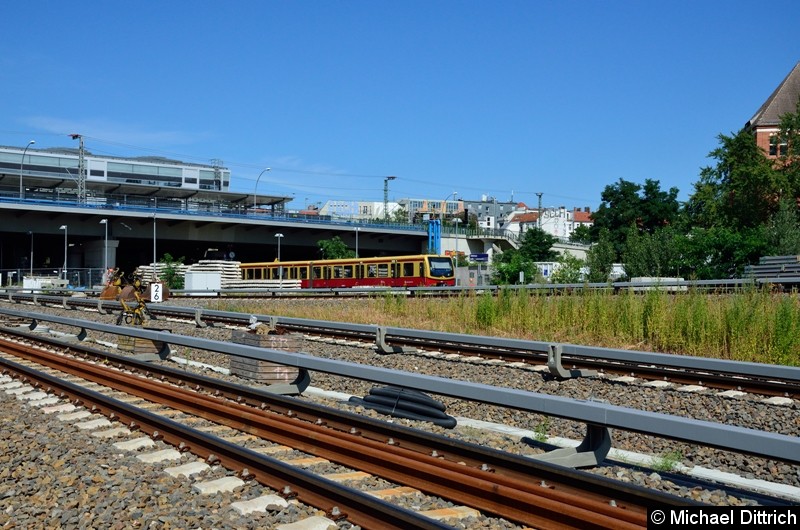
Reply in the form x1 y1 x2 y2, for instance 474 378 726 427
240 254 455 289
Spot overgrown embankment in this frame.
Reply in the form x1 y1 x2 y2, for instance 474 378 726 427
209 287 800 366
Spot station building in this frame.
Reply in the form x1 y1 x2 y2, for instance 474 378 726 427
0 143 289 213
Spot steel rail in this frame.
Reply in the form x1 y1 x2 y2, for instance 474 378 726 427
3 275 798 301
5 295 799 389
160 305 800 396
0 356 453 530
1 342 646 529
0 326 690 510
2 306 800 466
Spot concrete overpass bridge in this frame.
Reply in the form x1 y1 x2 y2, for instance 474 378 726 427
0 198 520 287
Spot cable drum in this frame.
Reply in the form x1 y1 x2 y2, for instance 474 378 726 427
349 386 457 429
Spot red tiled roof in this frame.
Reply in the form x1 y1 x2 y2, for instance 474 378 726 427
572 209 593 223
510 212 539 223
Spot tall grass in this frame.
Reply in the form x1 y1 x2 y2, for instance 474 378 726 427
210 286 800 366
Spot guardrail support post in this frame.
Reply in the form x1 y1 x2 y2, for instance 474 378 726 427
194 308 207 328
375 326 411 354
260 369 311 396
547 344 597 380
125 331 172 362
529 424 612 469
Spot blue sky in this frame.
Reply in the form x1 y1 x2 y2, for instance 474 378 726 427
2 1 798 212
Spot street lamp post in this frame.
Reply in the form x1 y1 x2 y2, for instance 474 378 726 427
99 219 108 282
28 231 33 277
452 218 462 284
275 233 284 287
275 233 283 262
354 227 360 258
20 140 35 200
254 168 271 209
59 225 68 280
442 191 457 218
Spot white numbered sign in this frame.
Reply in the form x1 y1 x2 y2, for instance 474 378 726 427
150 282 163 303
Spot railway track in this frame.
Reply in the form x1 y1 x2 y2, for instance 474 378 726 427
0 329 684 529
6 293 797 400
1 299 798 510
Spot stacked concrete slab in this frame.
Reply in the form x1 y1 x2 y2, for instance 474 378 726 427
184 260 241 288
137 259 301 290
744 255 800 279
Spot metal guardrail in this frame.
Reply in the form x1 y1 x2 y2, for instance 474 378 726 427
1 306 798 466
152 304 800 383
4 292 800 384
5 292 800 387
0 272 797 298
0 194 427 233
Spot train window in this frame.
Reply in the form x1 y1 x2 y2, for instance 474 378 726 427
289 267 298 280
355 264 363 279
324 266 332 280
377 264 389 277
402 262 415 276
333 265 353 278
299 267 308 280
428 257 455 277
312 266 322 279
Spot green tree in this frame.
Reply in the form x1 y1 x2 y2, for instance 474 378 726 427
776 96 800 196
317 236 355 259
622 227 682 278
518 227 558 262
569 224 592 245
465 211 480 230
585 229 616 283
490 227 556 285
160 253 185 289
590 178 680 258
390 206 409 224
491 251 540 285
765 197 800 256
549 252 585 283
686 129 785 230
679 226 766 279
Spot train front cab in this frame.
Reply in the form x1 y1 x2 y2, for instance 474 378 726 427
425 255 456 287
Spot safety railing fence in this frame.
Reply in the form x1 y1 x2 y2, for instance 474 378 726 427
0 268 107 289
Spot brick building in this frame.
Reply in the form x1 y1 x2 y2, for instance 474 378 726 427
745 61 800 159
